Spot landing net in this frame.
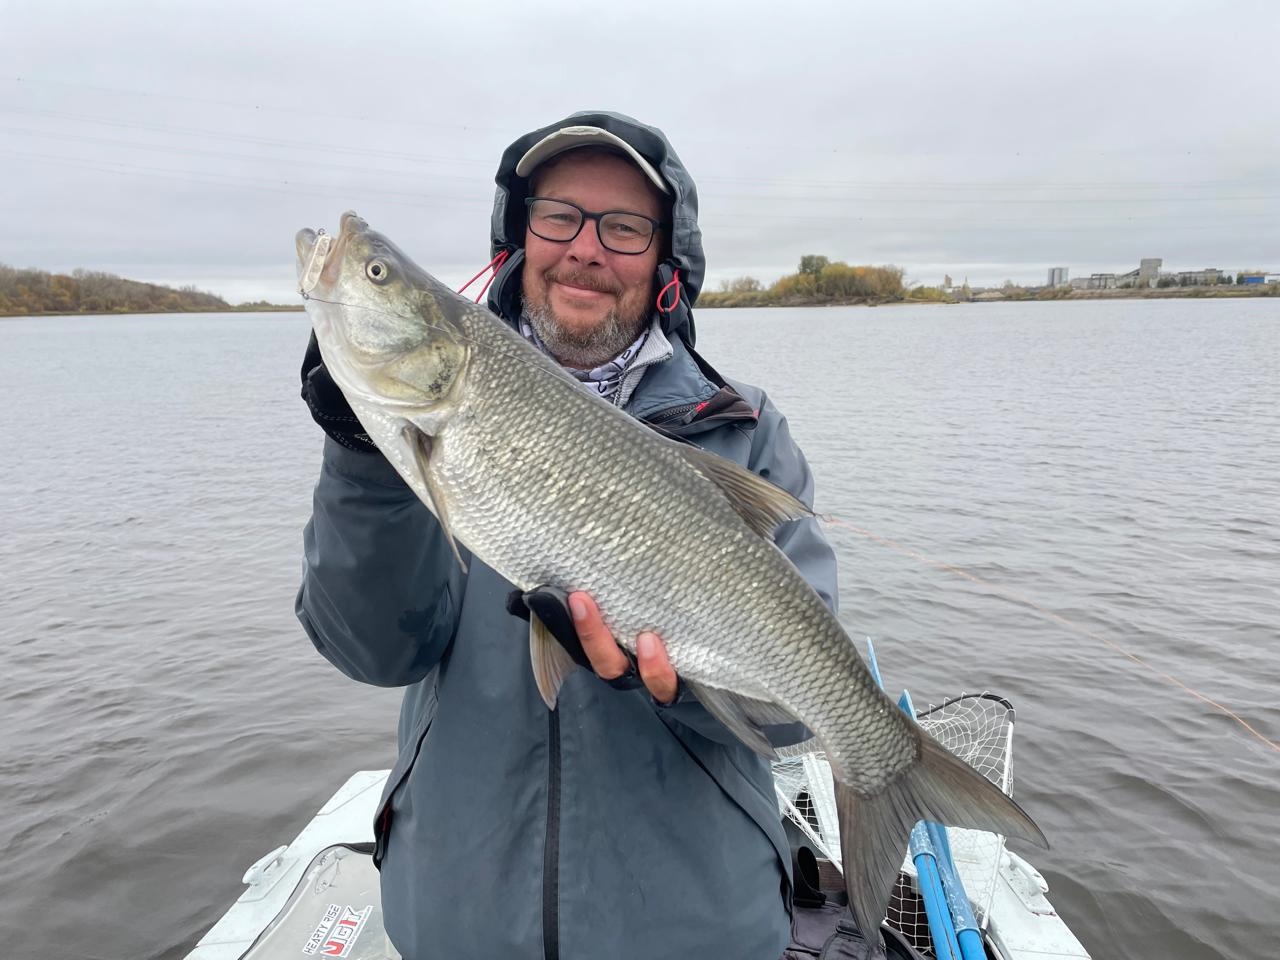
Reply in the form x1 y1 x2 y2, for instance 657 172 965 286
772 693 1017 957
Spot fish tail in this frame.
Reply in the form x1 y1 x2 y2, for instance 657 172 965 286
834 732 1048 941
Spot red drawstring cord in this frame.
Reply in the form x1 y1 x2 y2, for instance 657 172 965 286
457 249 510 303
475 251 511 302
461 254 677 312
656 269 681 313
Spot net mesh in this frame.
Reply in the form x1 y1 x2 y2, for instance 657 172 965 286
772 693 1016 958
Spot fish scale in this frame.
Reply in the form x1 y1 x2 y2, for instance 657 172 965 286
295 211 1047 941
437 310 793 688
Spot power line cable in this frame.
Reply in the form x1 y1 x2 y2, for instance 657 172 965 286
7 148 1273 229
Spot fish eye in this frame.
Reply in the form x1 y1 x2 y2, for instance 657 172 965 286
365 259 390 283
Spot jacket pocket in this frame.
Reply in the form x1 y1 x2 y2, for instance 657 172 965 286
656 712 795 901
372 672 439 867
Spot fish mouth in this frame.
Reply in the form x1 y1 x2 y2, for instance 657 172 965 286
295 227 318 266
338 210 368 238
295 211 368 296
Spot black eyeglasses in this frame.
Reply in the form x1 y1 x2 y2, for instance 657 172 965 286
524 197 667 255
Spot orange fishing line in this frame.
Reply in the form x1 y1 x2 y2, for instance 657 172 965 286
823 517 1280 755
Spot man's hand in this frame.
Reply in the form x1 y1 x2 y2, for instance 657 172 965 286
300 331 378 454
567 592 679 706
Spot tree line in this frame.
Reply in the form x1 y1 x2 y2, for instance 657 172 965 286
699 255 908 307
0 263 233 316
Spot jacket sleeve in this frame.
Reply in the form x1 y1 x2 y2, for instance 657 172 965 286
658 391 839 747
296 437 466 687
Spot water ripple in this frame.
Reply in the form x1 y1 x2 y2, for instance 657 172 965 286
2 302 1277 959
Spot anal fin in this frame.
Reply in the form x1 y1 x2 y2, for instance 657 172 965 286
683 679 802 759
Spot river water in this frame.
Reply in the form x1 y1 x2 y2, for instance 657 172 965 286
2 299 1276 960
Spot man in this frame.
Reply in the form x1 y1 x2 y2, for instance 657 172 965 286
297 111 839 960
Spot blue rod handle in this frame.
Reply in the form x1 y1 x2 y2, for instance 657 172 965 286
912 827 960 960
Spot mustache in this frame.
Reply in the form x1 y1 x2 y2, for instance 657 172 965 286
545 269 622 296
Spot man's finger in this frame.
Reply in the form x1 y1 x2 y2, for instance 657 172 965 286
568 592 632 680
636 632 679 705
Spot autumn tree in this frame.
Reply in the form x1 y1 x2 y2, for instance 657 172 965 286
798 255 830 277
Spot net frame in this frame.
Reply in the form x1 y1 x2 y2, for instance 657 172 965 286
772 693 1018 958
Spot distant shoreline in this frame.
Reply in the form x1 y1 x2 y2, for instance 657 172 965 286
4 284 1275 319
0 262 308 318
0 304 306 319
701 284 1279 309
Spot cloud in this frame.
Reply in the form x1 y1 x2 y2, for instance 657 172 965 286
2 0 1275 301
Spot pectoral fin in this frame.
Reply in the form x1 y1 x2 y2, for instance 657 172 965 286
674 445 812 540
404 425 468 573
529 613 579 709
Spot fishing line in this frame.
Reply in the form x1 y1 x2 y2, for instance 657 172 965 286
302 292 1278 755
822 518 1280 755
300 294 599 395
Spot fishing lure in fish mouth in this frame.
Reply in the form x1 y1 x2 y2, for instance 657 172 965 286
298 228 332 298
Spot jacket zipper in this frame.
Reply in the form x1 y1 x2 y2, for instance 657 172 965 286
543 706 561 960
645 402 698 426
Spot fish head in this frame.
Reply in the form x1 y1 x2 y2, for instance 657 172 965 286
295 211 468 422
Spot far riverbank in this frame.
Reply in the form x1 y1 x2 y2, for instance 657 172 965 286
0 262 306 318
701 283 1279 309
1 303 305 319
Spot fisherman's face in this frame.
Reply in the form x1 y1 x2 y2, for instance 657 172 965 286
522 151 663 368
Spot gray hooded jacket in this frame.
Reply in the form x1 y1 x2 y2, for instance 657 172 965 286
297 112 839 960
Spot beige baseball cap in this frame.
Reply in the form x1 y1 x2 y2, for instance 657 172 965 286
515 125 670 195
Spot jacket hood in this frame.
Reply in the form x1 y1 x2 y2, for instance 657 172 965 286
486 110 705 347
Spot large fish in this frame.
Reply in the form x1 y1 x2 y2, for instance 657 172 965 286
295 211 1047 938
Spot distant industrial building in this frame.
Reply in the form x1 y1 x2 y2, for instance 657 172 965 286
1139 259 1162 287
1114 258 1163 288
1173 268 1223 286
1052 259 1273 290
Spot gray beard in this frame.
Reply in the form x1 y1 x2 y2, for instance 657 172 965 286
521 296 649 369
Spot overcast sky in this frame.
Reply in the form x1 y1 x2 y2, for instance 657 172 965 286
2 0 1277 301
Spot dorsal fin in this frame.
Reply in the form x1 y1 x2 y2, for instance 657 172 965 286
675 444 812 539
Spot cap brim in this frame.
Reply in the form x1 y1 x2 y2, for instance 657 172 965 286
515 125 670 195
